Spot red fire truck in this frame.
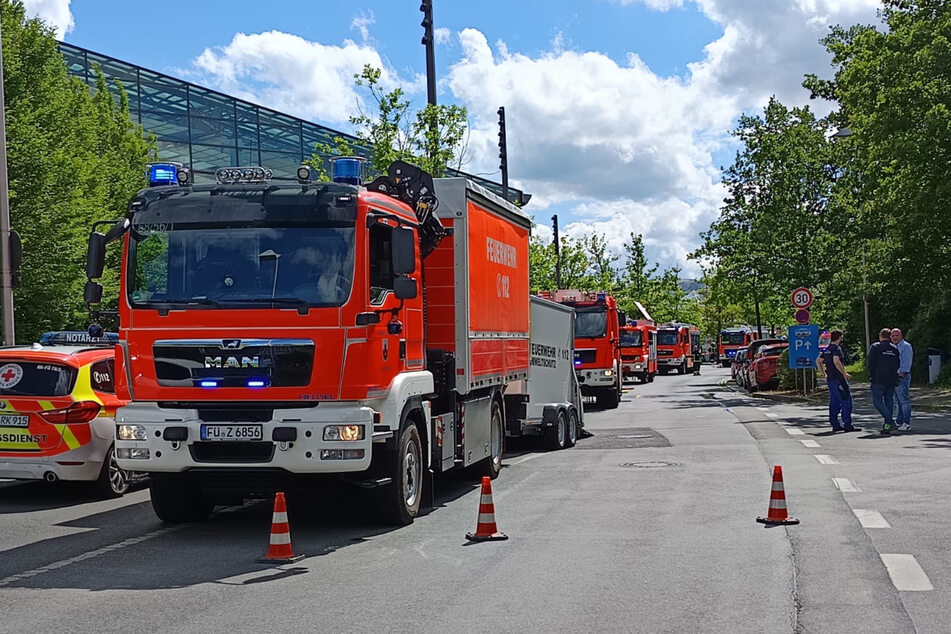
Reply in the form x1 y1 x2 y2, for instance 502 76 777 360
84 159 566 525
656 323 701 375
620 322 656 383
548 290 624 409
717 325 755 367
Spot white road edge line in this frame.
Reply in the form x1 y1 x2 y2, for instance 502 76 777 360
766 412 780 419
881 554 933 591
832 477 861 493
854 509 890 528
814 454 837 464
785 428 806 436
508 453 543 466
800 439 821 448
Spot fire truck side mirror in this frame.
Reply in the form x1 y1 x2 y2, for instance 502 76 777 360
618 311 627 327
392 226 417 275
393 276 418 300
86 232 106 279
84 280 103 305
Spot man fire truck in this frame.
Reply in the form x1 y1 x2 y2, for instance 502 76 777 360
620 322 657 384
84 158 549 525
548 290 624 409
718 325 755 367
656 323 701 375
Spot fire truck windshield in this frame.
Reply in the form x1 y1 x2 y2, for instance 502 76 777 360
721 332 747 345
620 330 643 347
128 224 355 308
657 330 679 346
574 307 607 338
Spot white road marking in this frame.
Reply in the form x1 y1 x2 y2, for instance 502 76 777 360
508 453 543 466
785 428 806 436
880 554 933 591
756 406 769 412
766 412 780 419
832 477 861 493
854 509 890 528
800 439 821 448
813 454 837 464
0 525 186 587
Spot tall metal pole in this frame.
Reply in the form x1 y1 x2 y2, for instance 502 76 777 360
552 214 561 289
862 250 870 354
497 107 508 201
420 1 437 107
0 19 15 345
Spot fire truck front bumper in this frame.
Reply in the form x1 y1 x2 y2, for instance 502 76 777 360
114 402 374 474
659 356 684 367
576 368 617 387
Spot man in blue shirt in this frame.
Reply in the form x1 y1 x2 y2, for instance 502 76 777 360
890 328 914 431
817 330 857 432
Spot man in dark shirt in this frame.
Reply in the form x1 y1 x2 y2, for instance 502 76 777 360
817 330 856 432
867 327 901 435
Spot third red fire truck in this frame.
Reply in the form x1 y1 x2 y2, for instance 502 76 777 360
656 323 701 375
717 325 755 367
620 322 656 383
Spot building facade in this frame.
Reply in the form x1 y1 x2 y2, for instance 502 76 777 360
59 42 527 205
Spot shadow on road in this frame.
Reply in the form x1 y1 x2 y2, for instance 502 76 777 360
0 479 148 514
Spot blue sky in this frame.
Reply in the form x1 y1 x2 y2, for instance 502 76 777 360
25 0 884 276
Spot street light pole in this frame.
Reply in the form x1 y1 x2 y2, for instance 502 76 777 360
0 19 15 345
420 1 437 107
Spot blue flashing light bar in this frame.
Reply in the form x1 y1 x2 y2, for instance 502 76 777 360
596 292 606 302
247 380 266 388
148 163 178 187
574 359 582 366
199 380 218 388
331 157 366 185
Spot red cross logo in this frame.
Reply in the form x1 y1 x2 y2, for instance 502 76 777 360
1 369 16 382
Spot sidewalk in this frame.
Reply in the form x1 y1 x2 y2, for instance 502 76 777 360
753 381 951 411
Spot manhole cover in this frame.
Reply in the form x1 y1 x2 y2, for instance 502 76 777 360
619 461 680 468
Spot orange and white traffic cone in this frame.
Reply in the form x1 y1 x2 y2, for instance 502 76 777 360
756 465 800 526
257 492 304 563
466 476 508 542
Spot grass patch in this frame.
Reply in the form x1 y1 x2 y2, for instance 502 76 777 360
845 360 869 383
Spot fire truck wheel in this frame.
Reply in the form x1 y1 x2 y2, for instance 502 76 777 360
600 386 620 410
546 410 568 451
149 474 213 523
722 361 731 368
382 423 423 526
482 399 504 479
93 445 130 499
565 409 579 447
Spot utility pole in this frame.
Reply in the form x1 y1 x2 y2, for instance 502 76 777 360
497 106 508 201
552 214 561 289
0 19 15 345
420 0 437 107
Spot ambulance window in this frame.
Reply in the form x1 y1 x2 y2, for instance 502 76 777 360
90 359 115 393
368 222 395 305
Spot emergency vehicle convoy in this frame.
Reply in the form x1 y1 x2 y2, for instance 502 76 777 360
718 325 755 367
0 331 132 497
83 159 579 525
656 323 701 374
620 322 657 383
546 289 624 409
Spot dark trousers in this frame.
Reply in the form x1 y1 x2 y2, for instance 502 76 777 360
827 378 853 430
871 382 896 428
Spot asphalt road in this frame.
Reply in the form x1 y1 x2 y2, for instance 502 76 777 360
0 368 946 633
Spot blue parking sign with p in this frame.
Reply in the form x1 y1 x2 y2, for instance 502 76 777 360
788 325 820 369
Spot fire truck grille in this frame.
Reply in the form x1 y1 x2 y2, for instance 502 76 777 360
189 442 275 463
658 350 673 356
622 355 638 361
198 409 273 422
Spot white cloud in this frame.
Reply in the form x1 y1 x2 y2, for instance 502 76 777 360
22 0 73 36
350 11 375 43
434 27 451 45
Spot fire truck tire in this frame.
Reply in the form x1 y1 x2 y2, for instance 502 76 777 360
565 408 579 448
647 372 655 383
149 474 213 523
546 410 568 451
382 423 423 526
600 386 620 410
93 446 130 499
658 367 668 376
722 361 731 368
482 399 504 479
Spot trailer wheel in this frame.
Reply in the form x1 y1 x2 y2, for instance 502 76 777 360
546 410 568 451
149 474 213 523
565 409 579 447
382 423 423 525
481 399 504 479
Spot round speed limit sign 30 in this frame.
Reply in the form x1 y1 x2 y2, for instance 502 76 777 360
791 287 813 309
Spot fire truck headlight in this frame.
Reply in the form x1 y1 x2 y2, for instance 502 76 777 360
117 424 147 441
323 425 364 441
603 369 614 377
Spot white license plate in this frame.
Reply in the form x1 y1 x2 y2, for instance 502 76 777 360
200 424 263 441
0 415 30 428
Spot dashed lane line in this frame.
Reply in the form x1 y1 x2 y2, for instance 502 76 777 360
800 439 821 448
785 428 806 436
880 554 933 591
833 477 861 493
854 509 890 528
813 454 838 464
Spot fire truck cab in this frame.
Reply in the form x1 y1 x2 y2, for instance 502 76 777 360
620 322 656 383
656 323 701 375
718 326 755 367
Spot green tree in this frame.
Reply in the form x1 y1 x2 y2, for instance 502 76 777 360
2 0 154 341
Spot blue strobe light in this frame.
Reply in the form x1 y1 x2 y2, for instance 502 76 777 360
331 157 366 185
148 163 179 187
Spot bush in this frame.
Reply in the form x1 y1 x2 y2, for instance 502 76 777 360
776 348 818 391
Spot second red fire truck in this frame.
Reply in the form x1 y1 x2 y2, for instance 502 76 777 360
620 322 657 383
656 323 701 375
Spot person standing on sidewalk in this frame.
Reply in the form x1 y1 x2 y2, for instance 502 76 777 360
816 329 857 432
890 328 914 431
868 327 901 435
